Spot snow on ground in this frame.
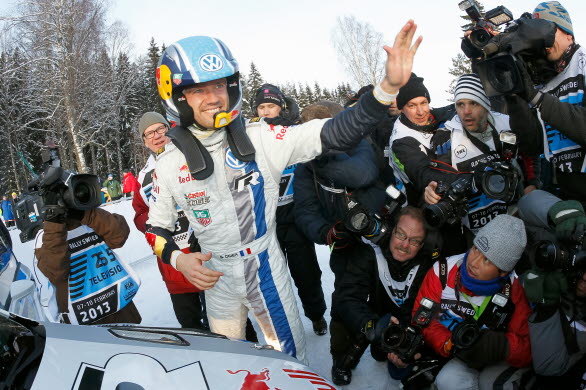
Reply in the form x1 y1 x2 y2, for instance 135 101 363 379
9 198 399 390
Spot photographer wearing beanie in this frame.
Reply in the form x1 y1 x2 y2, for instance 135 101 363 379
413 214 532 389
389 73 455 206
504 2 586 202
423 74 528 235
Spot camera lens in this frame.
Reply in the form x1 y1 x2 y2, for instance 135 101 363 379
470 28 492 49
350 211 369 232
485 172 506 195
73 182 92 204
424 202 454 228
382 324 405 349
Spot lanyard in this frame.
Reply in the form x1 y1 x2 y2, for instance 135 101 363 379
460 292 492 321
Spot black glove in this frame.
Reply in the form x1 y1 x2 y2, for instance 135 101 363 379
515 61 543 106
455 330 509 370
361 318 377 342
325 222 356 250
188 231 201 253
42 187 67 224
264 115 299 127
461 36 483 59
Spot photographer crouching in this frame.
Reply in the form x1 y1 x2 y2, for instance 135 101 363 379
413 215 532 389
518 189 586 387
330 207 436 386
31 146 141 325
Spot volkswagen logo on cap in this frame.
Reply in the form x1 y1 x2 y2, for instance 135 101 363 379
199 54 224 72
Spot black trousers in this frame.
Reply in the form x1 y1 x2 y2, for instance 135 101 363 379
276 221 326 321
170 292 207 330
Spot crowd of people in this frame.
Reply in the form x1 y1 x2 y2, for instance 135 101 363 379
27 1 586 389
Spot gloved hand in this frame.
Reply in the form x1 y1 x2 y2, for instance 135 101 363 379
455 330 509 370
264 115 299 127
522 267 567 305
515 61 542 106
362 318 377 342
42 187 67 224
548 200 586 242
188 231 201 253
325 222 356 250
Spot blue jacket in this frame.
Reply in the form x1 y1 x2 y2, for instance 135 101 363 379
293 139 385 244
1 200 14 221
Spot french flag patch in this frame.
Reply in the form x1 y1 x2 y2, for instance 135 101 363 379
239 248 252 256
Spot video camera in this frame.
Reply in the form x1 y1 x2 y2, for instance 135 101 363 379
459 0 558 96
380 297 439 363
14 145 102 243
344 185 404 244
459 0 514 52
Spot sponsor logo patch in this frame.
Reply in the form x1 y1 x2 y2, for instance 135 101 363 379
199 54 223 72
235 170 260 192
184 190 210 206
225 147 248 170
172 73 183 85
454 144 467 159
193 209 212 227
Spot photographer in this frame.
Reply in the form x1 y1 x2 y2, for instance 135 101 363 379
293 101 387 385
35 199 141 325
389 73 455 205
502 2 586 201
413 215 532 389
423 74 523 235
517 189 586 386
331 207 434 385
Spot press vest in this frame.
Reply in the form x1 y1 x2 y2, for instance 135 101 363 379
538 46 586 174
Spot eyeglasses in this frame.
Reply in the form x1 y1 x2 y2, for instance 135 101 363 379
143 125 167 139
393 229 424 247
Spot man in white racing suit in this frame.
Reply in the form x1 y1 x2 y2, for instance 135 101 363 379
146 22 422 364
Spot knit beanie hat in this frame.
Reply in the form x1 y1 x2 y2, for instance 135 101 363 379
138 112 169 137
473 214 527 272
533 1 573 36
454 74 491 112
253 84 285 113
396 73 430 110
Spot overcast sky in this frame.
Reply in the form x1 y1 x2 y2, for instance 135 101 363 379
3 0 585 106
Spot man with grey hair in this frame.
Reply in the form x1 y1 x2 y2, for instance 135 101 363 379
413 214 532 389
132 112 208 330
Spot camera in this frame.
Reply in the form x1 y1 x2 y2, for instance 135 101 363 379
475 14 557 96
534 228 586 273
424 175 473 228
451 318 481 350
344 185 404 244
459 0 513 51
14 145 102 242
477 132 519 202
381 298 439 363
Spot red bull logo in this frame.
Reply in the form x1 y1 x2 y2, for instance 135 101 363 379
227 369 272 390
226 368 335 390
179 164 189 172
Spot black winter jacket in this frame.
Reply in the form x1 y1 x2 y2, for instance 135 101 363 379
331 240 433 334
293 139 384 245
